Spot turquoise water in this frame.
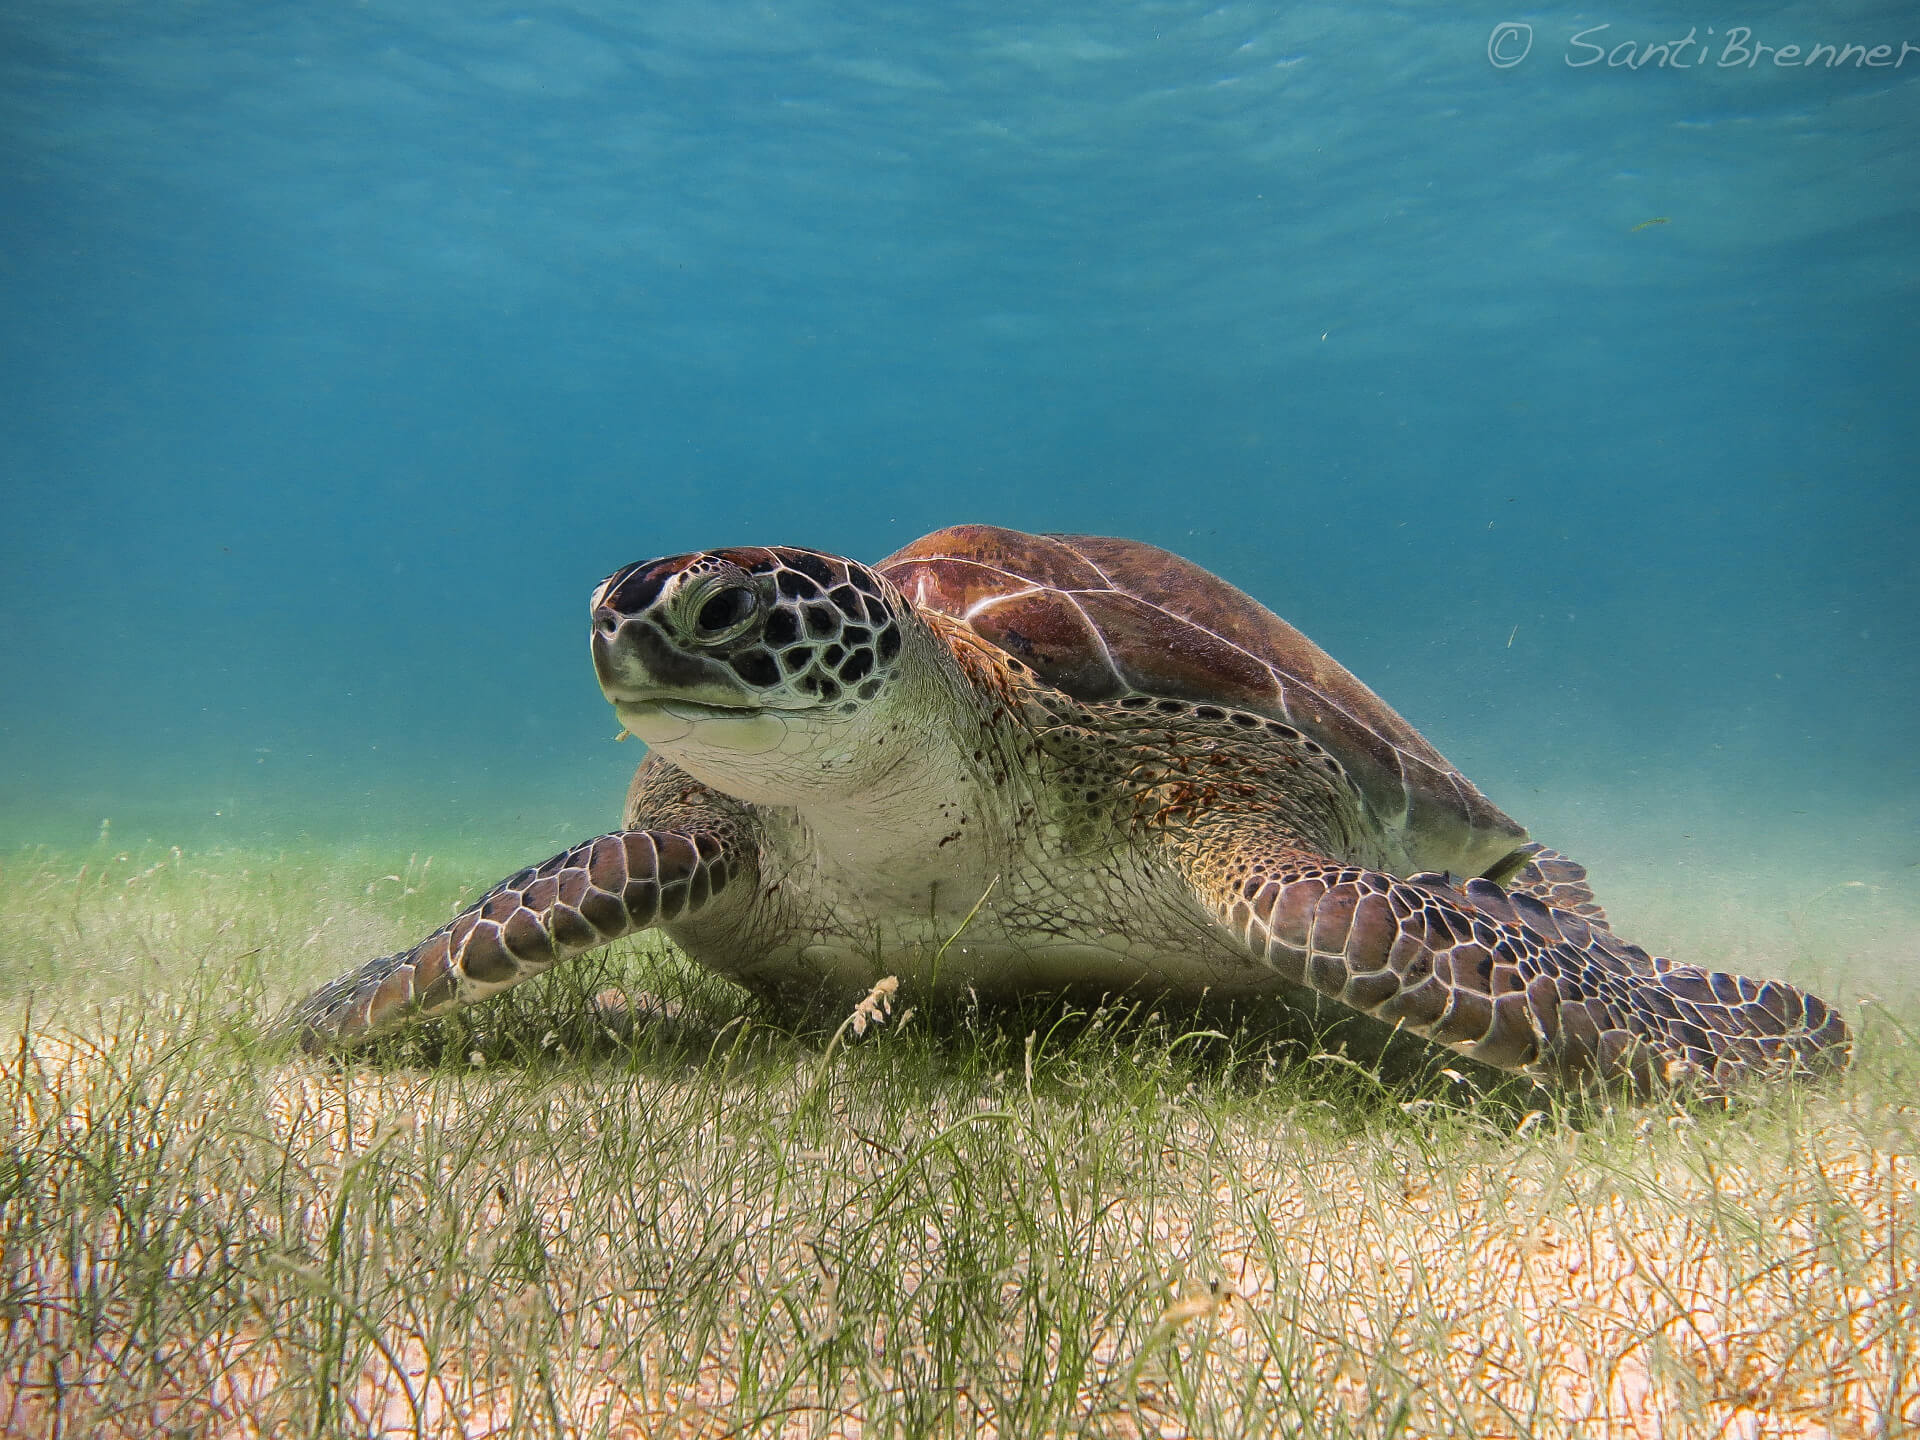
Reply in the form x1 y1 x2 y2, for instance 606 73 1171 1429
1 3 1914 985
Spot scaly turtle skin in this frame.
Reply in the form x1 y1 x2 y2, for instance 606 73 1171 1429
290 525 1849 1093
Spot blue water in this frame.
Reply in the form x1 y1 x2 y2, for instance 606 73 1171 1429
2 1 1915 940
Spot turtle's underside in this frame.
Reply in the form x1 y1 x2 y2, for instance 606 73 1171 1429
291 525 1849 1094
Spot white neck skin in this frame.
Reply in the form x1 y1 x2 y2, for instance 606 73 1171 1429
623 619 1013 873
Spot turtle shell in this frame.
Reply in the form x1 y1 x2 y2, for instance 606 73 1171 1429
879 524 1528 879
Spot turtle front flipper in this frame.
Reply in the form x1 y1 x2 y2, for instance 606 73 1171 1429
1177 838 1850 1094
287 829 745 1050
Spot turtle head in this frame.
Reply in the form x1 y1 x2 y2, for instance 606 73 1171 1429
591 546 914 796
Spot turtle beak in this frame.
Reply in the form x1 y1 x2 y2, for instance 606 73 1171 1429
590 560 761 716
590 563 794 763
590 606 654 702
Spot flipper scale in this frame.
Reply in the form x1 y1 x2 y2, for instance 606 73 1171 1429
1506 841 1611 930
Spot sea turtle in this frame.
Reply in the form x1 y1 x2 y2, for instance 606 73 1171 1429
291 525 1849 1092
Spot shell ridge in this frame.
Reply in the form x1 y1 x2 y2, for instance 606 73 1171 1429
1043 532 1119 587
1067 591 1127 689
962 582 1044 622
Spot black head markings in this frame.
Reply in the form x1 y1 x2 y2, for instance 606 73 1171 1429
784 551 837 587
596 547 910 708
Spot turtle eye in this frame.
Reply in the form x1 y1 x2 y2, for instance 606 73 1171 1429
684 581 761 645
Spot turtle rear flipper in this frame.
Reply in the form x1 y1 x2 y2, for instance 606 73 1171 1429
1503 841 1611 930
287 827 748 1050
1180 835 1849 1093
